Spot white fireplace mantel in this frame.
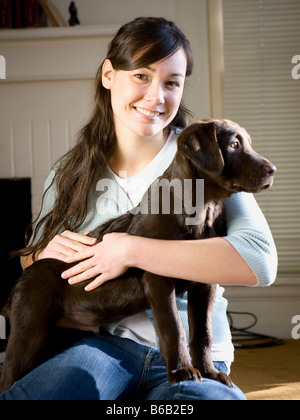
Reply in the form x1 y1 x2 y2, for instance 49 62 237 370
0 26 118 82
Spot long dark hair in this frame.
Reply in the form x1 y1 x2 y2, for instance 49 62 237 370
21 17 194 259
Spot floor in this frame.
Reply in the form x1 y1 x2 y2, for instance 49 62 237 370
231 340 300 400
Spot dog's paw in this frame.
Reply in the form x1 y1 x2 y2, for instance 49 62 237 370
169 366 202 384
204 370 233 388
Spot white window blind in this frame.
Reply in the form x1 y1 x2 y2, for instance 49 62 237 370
222 0 300 275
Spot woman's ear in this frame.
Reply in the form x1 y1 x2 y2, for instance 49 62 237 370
102 59 114 90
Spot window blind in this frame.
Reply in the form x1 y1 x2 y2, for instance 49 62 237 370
222 0 300 275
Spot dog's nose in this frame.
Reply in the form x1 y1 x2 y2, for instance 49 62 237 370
265 163 277 176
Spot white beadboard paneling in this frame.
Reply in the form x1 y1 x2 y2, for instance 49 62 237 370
12 121 33 178
0 80 93 226
31 121 51 177
0 80 94 177
48 120 67 167
0 123 12 178
9 124 16 177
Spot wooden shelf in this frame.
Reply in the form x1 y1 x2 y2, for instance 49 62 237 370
0 25 118 41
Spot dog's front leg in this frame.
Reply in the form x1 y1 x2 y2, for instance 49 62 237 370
143 273 201 385
188 283 233 387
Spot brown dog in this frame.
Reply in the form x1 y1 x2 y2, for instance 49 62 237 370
0 120 276 393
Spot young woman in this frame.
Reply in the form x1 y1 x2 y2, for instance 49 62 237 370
0 17 277 400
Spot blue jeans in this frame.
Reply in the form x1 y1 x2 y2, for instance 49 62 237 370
0 329 246 400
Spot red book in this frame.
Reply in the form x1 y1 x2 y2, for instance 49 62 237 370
24 0 40 27
12 0 24 28
0 0 12 28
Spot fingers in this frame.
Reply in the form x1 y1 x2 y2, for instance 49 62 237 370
67 266 100 286
60 231 97 250
38 230 97 263
62 256 96 281
64 247 95 264
84 274 110 292
62 257 111 292
37 241 75 262
60 232 129 291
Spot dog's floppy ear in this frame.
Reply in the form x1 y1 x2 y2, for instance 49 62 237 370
178 121 224 178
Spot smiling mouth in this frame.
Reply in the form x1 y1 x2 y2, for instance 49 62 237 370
134 107 163 118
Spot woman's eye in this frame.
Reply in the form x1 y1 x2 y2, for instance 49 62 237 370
134 74 148 82
167 81 180 88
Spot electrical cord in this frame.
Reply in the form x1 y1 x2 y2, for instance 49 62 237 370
227 311 285 349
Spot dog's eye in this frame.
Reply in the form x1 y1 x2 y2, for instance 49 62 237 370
229 141 240 150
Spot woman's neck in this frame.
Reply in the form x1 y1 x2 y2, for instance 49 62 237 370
109 129 169 178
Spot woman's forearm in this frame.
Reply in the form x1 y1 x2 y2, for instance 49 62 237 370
61 231 259 291
129 236 258 286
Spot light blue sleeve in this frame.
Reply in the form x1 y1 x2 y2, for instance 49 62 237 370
224 192 278 287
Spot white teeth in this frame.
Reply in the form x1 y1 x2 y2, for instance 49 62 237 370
136 107 161 117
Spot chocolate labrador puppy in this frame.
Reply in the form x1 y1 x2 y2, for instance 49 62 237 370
0 120 276 393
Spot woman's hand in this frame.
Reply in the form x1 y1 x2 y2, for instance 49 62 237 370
61 233 133 292
37 230 97 262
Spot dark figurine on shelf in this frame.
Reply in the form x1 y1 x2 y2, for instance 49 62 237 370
69 1 80 26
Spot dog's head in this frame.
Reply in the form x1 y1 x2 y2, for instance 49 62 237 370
177 119 276 194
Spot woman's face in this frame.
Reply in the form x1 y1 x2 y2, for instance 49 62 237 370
102 48 188 141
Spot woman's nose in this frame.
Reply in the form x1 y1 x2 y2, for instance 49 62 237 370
144 84 165 105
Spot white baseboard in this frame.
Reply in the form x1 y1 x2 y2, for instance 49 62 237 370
225 276 300 339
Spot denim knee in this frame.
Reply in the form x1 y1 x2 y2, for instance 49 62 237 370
169 380 246 401
149 378 246 401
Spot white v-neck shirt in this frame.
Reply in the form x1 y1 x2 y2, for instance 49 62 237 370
107 130 173 208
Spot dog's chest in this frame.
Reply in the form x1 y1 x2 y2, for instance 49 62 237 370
189 202 225 239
